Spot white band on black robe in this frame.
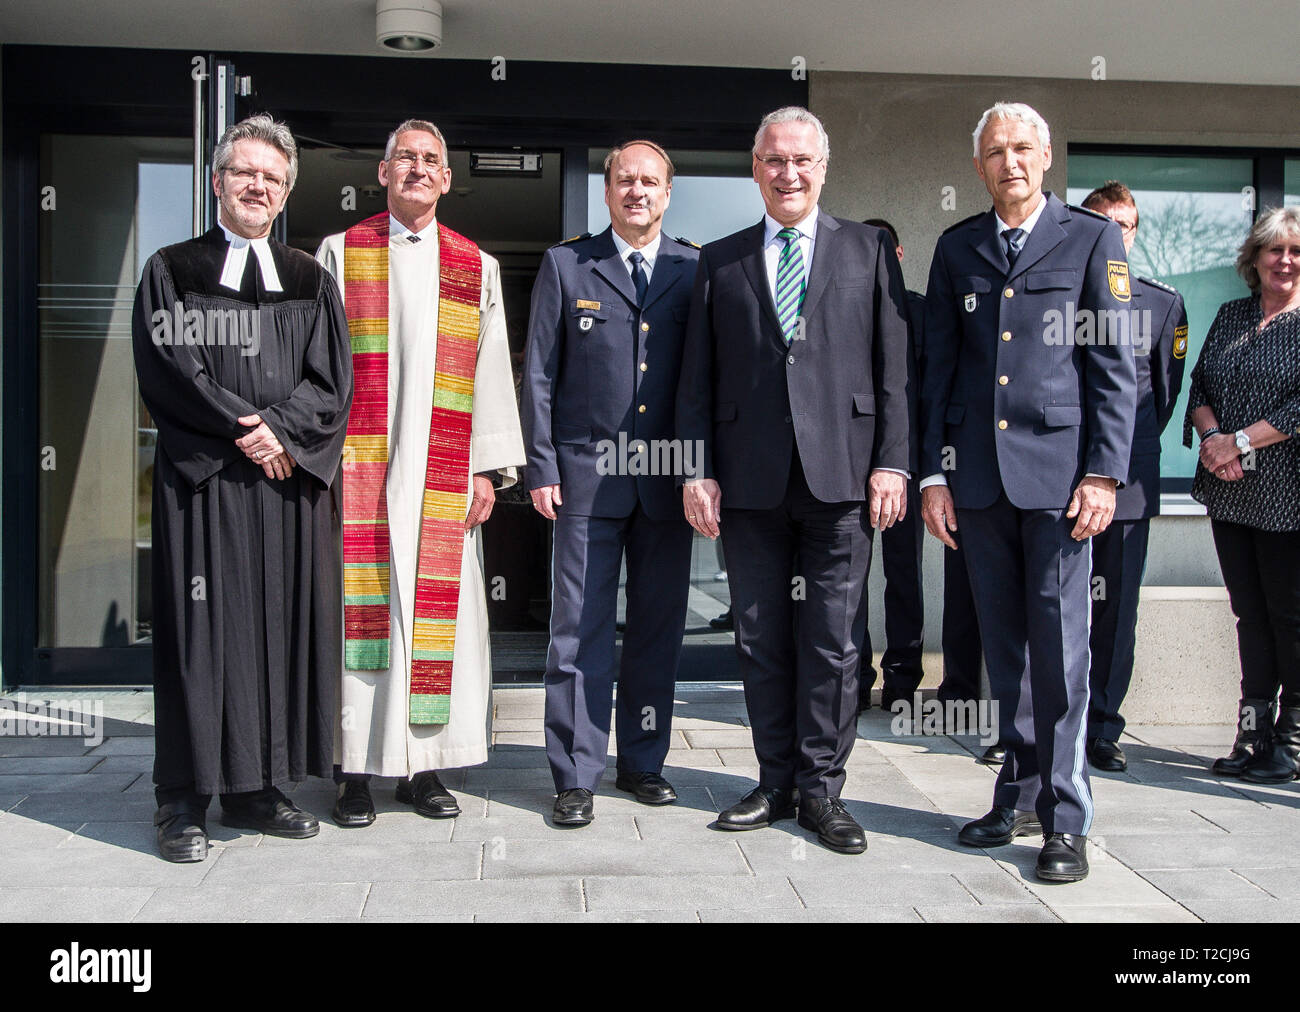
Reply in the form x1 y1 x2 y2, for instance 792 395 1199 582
131 227 353 798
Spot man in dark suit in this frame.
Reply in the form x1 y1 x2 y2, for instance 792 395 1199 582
920 103 1137 882
1080 181 1187 773
522 140 699 827
677 107 911 855
858 219 926 713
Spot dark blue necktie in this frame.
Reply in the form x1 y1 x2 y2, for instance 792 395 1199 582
1001 227 1026 268
629 251 648 306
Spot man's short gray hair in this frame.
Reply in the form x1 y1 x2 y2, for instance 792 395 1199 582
971 102 1051 159
753 106 830 166
213 114 299 192
1236 206 1300 292
384 118 449 164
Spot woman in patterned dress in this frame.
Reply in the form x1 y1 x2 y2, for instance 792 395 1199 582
1184 206 1300 784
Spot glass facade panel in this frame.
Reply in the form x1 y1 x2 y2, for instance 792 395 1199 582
1067 153 1254 490
38 135 192 648
1285 158 1300 207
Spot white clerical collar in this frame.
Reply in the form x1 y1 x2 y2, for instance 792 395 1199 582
218 221 282 293
763 207 820 246
995 194 1048 238
610 229 661 271
390 215 438 244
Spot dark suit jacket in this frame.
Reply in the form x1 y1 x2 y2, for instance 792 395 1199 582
920 192 1138 511
675 211 912 510
1116 276 1187 520
521 227 699 521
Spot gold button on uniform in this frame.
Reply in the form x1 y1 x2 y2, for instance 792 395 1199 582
639 362 648 372
641 322 650 332
1001 331 1012 341
638 405 646 414
1004 288 1014 298
998 419 1008 430
998 375 1009 385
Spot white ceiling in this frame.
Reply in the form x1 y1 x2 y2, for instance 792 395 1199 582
2 0 1299 87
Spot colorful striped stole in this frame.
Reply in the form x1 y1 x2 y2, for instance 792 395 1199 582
341 212 481 725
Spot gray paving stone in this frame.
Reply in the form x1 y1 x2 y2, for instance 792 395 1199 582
917 903 1060 923
0 843 216 887
1088 807 1230 836
135 883 369 921
0 814 79 849
952 868 1046 905
789 870 977 908
461 767 565 790
492 731 547 747
453 813 640 843
472 750 551 768
0 886 155 922
994 841 1182 906
205 842 483 885
1100 832 1300 870
480 835 750 879
478 909 701 923
0 773 138 794
1123 725 1235 747
583 873 800 912
0 738 94 757
0 795 25 812
1181 898 1300 922
85 737 156 756
258 810 459 846
668 715 746 729
1231 867 1300 899
702 905 922 922
0 756 102 774
1139 868 1273 904
1055 904 1200 923
66 820 259 852
86 755 155 775
1188 803 1300 835
10 792 158 825
663 748 725 767
681 729 757 749
363 878 583 918
489 718 545 732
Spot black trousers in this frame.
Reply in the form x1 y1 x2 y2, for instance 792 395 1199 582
1088 518 1151 740
937 534 984 703
722 453 872 798
861 475 925 697
1211 520 1300 707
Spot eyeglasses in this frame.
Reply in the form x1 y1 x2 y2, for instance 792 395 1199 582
757 154 823 172
224 167 287 194
1110 218 1138 235
391 150 445 171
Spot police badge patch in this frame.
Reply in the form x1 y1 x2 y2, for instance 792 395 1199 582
1107 261 1131 302
579 317 593 332
1173 323 1188 359
964 293 977 312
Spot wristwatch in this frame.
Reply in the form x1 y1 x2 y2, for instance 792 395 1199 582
1234 430 1252 455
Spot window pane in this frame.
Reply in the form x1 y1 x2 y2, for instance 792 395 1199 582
1285 158 1300 207
38 134 192 648
1067 153 1253 492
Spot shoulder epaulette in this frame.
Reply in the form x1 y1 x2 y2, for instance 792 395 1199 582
1138 275 1178 295
941 212 984 235
1069 203 1111 222
552 232 591 247
674 235 702 250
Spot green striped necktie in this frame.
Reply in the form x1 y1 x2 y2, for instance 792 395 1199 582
775 226 806 344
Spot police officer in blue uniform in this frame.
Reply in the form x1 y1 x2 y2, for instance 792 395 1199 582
1080 181 1187 772
859 219 926 712
521 140 699 827
920 103 1137 883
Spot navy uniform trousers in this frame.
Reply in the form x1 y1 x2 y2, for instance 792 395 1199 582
937 533 984 703
957 489 1093 835
1087 519 1149 742
861 474 925 702
723 450 872 799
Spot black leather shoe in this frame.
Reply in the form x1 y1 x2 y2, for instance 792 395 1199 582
798 797 867 854
221 789 319 839
1087 737 1128 772
154 801 209 863
709 609 734 631
553 788 594 826
615 770 677 805
1036 833 1089 882
715 785 797 830
395 771 461 818
978 743 1007 765
1213 698 1274 776
332 780 376 828
957 806 1041 847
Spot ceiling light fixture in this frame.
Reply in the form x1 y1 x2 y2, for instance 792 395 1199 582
376 0 443 53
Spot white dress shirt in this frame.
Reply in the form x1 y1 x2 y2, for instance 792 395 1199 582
611 229 661 284
218 221 282 293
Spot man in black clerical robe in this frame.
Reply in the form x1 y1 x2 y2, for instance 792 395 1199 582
131 115 352 862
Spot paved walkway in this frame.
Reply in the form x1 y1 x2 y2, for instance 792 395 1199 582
1 685 1297 922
